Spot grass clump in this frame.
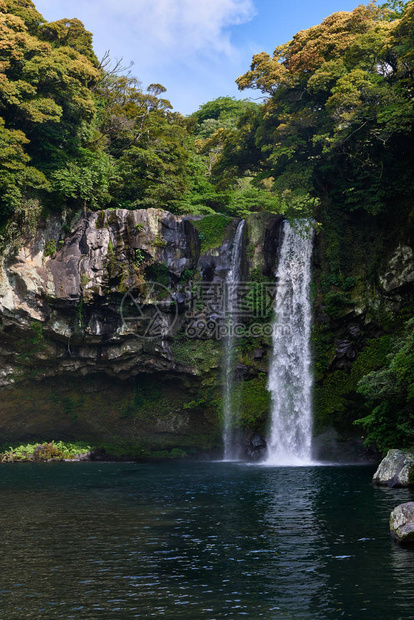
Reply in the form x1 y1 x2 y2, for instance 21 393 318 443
0 441 91 463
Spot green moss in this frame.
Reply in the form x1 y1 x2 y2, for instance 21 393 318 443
44 239 57 257
323 290 352 318
0 372 223 459
171 335 222 373
152 235 167 248
215 374 270 434
145 262 170 286
98 439 204 460
314 335 392 432
29 321 45 345
237 374 270 431
118 376 162 419
95 211 106 229
192 214 233 253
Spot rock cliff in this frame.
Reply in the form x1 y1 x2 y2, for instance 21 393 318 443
0 205 412 460
0 208 282 457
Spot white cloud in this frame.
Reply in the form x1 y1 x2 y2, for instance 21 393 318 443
34 0 257 113
36 0 255 59
101 0 255 57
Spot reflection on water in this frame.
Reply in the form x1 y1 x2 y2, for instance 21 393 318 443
391 521 414 619
0 462 413 618
260 468 328 615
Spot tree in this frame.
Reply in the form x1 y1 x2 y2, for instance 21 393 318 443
231 3 414 216
356 319 414 452
0 1 102 216
93 73 190 210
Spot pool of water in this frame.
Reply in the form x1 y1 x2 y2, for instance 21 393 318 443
0 461 413 619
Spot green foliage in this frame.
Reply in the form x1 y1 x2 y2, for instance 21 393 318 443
314 335 392 432
220 3 414 219
191 214 233 252
380 0 413 20
44 239 57 257
355 318 414 452
51 150 117 209
134 248 145 267
227 179 279 217
39 17 98 63
323 290 352 318
0 1 101 216
119 376 162 419
0 440 91 462
0 1 194 220
190 97 256 128
145 262 170 286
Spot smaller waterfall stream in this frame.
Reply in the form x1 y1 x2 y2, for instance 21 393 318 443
266 220 314 466
223 220 245 460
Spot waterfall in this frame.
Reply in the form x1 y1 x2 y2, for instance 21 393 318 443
223 219 245 460
266 220 314 466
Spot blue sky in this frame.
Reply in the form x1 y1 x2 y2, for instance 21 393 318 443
34 0 362 115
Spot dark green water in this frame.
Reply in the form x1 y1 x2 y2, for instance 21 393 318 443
0 462 413 619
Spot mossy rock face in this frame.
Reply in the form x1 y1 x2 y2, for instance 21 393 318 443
220 374 270 435
0 207 288 458
313 334 392 433
0 372 223 458
312 200 414 443
171 336 222 374
246 213 283 275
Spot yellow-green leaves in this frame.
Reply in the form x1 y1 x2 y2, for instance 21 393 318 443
0 117 29 169
0 2 101 219
39 18 98 65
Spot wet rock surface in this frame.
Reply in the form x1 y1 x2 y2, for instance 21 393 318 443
390 502 414 545
246 434 267 461
380 244 414 292
372 449 414 488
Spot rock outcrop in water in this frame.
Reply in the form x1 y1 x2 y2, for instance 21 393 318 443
372 450 414 488
390 502 414 545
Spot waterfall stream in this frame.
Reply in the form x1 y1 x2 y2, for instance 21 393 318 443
266 220 314 465
223 219 245 460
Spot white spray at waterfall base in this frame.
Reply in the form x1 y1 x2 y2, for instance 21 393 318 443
266 220 314 466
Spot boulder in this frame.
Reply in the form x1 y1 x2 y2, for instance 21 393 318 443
390 502 414 545
372 449 414 488
247 434 267 461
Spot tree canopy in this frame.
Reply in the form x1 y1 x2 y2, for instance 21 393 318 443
208 2 414 218
0 0 195 222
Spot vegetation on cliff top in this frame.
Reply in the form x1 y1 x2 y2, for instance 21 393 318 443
3 1 413 226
